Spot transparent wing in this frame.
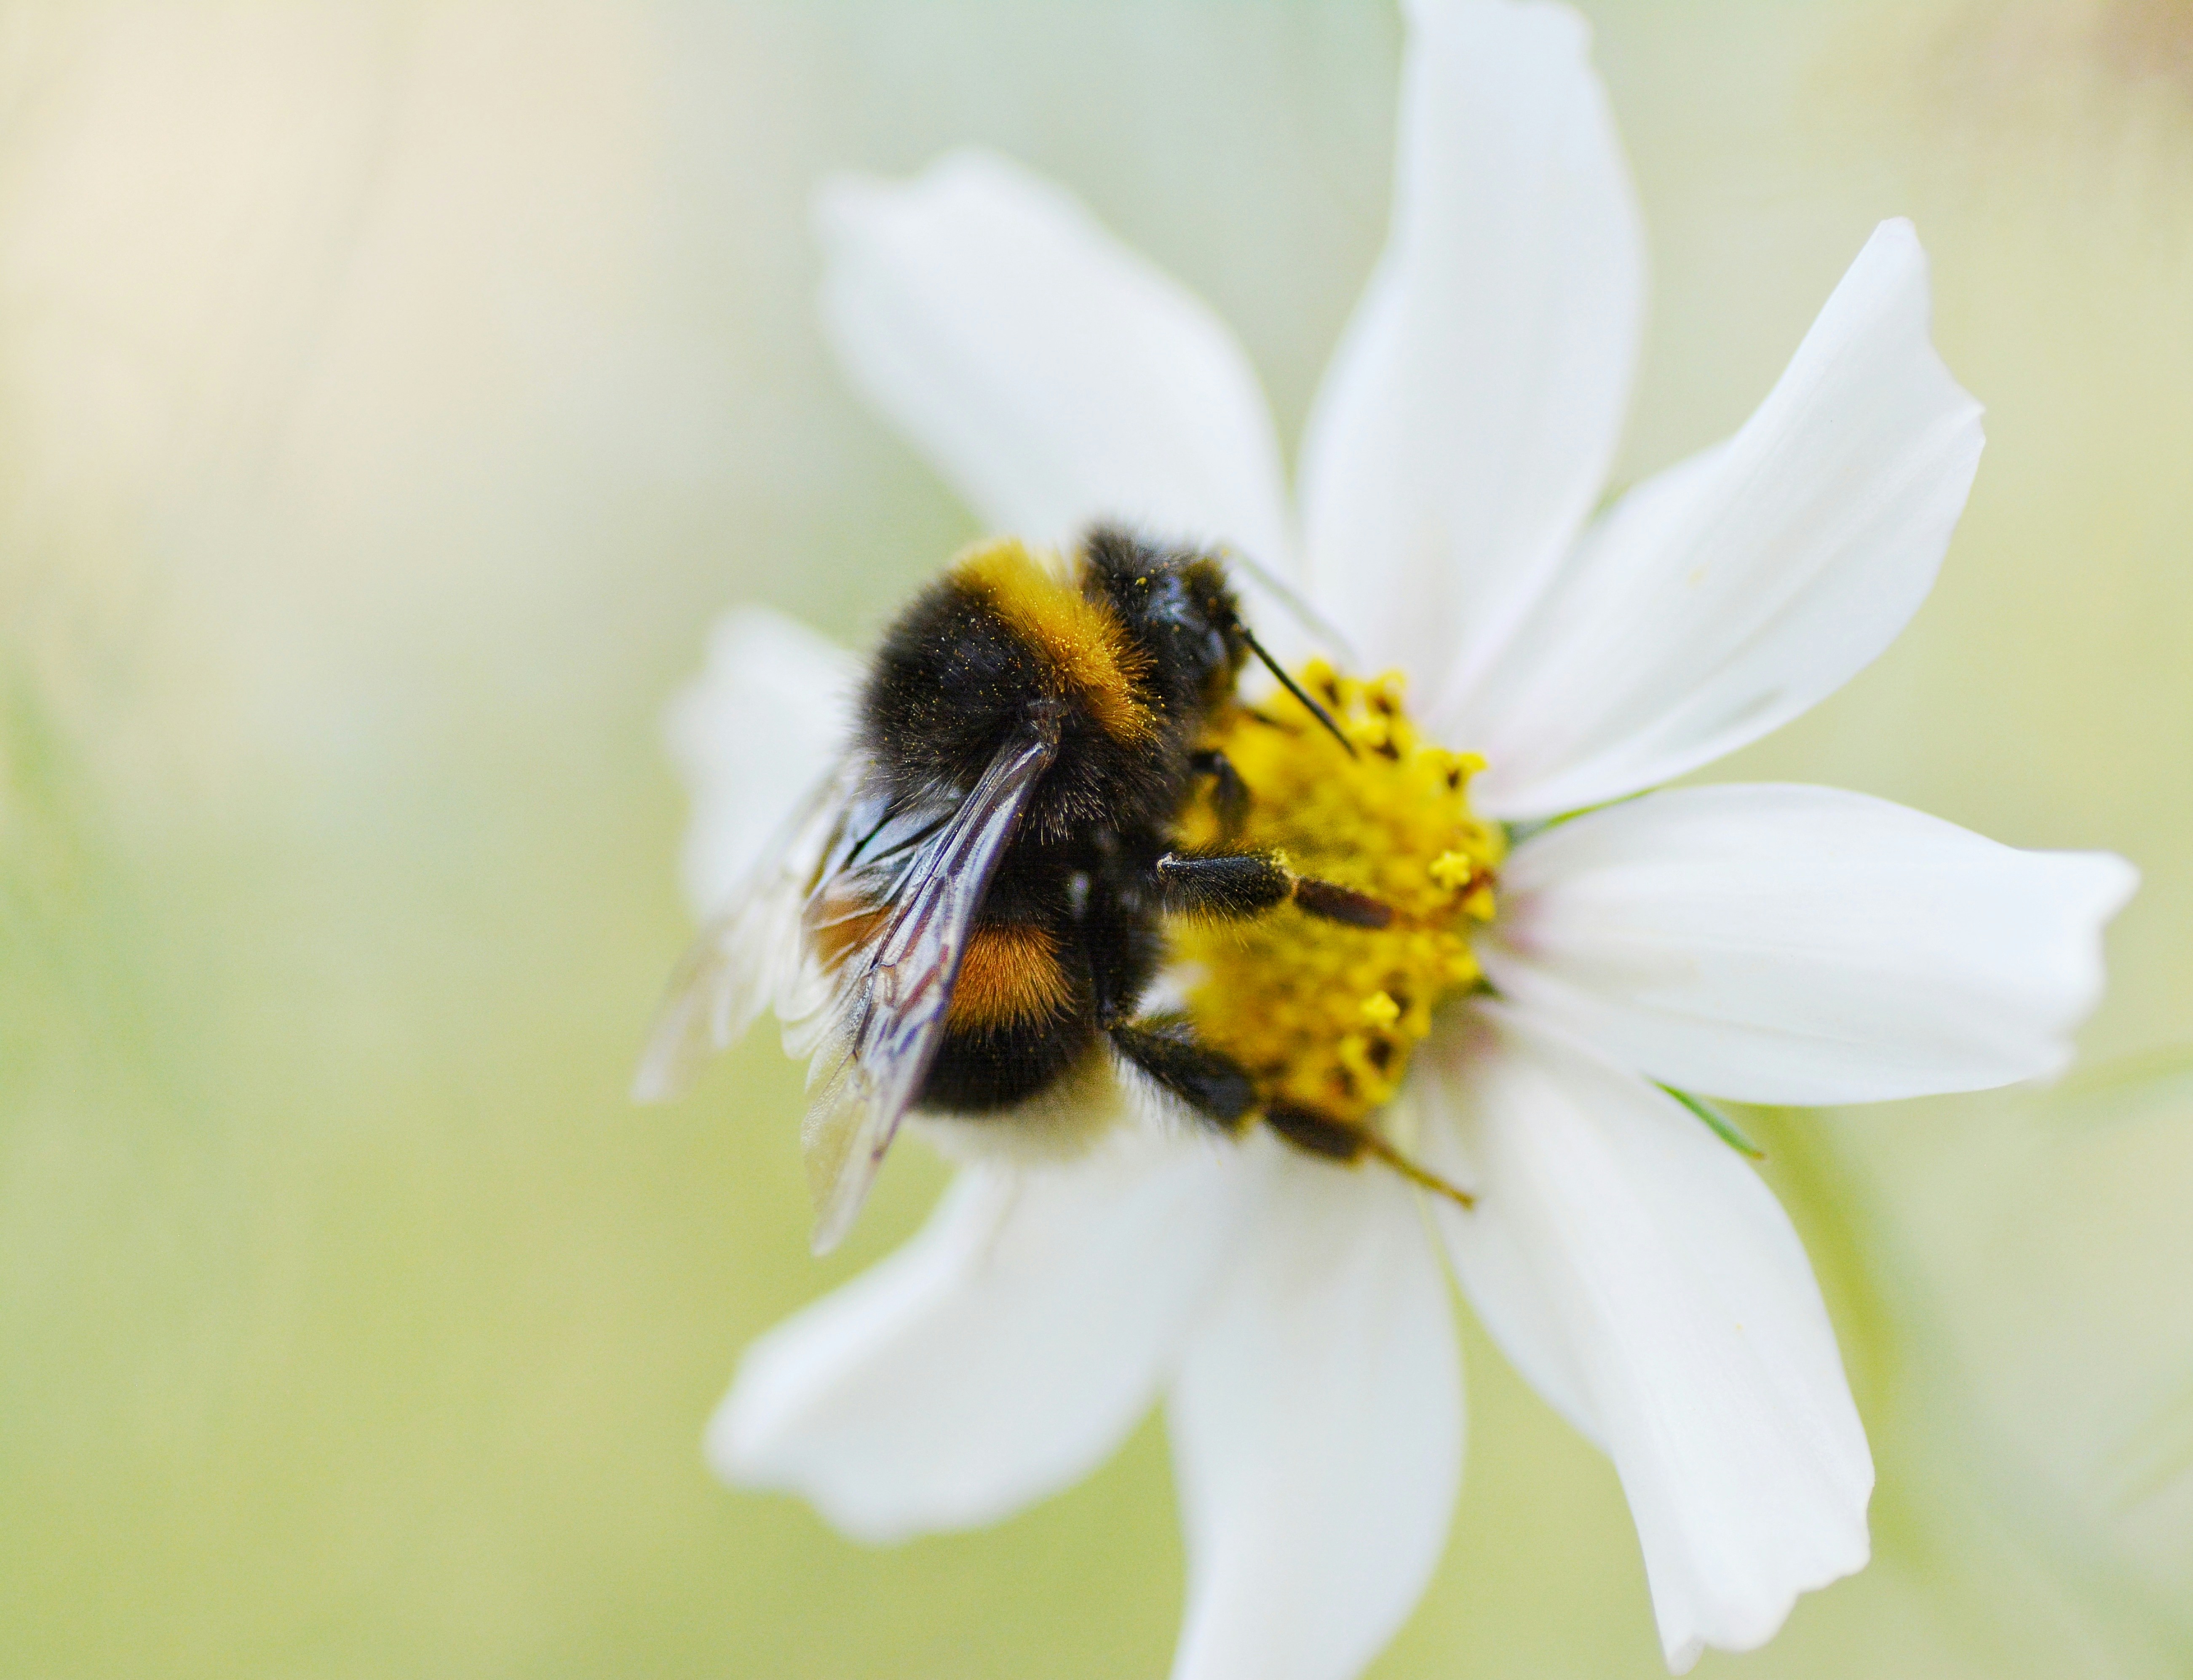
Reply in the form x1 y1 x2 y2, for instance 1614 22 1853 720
801 722 1061 1253
631 758 862 1103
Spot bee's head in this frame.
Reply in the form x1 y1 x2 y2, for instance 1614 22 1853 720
1079 526 1248 717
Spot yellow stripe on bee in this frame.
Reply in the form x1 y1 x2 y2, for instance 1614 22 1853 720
955 538 1155 743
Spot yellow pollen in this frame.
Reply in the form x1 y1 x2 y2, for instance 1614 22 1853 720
1171 661 1504 1126
1428 850 1476 891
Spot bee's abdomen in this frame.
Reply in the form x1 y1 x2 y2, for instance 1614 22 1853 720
916 917 1097 1114
945 922 1075 1031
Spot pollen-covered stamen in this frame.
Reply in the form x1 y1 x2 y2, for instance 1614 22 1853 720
1171 661 1502 1131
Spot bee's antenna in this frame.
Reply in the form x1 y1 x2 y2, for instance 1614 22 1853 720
1241 626 1356 759
1221 546 1361 670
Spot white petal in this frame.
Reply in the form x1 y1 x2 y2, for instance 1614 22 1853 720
818 150 1294 572
1300 0 1643 694
1464 220 1984 818
668 606 858 917
1167 1138 1461 1680
1484 783 2140 1104
1422 1008 1871 1671
1412 1054 1603 1453
711 1135 1243 1544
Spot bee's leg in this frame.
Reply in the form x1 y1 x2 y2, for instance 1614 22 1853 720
1188 748 1250 835
1109 1022 1478 1205
1265 1101 1477 1210
1153 850 1395 929
1075 865 1163 1031
1107 1014 1257 1130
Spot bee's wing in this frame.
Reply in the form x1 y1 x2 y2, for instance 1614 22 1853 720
800 722 1060 1253
631 759 863 1103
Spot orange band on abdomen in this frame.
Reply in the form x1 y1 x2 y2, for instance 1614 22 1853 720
947 922 1076 1029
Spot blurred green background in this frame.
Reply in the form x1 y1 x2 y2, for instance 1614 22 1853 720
2 1 2190 1675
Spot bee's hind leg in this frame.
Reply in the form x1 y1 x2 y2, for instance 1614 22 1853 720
1107 1014 1257 1132
1265 1101 1476 1210
1152 850 1395 929
1108 1025 1479 1208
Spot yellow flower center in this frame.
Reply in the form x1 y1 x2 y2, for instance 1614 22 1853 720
1171 661 1503 1126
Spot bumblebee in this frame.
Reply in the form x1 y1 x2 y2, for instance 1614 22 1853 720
640 526 1471 1250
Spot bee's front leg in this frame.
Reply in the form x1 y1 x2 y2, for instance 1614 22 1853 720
1187 748 1251 836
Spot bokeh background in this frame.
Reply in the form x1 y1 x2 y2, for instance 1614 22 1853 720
3 1 2190 1675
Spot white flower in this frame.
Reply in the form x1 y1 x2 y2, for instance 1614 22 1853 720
661 1 2136 1673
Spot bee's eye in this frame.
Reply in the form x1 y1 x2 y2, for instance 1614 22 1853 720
1203 628 1228 670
